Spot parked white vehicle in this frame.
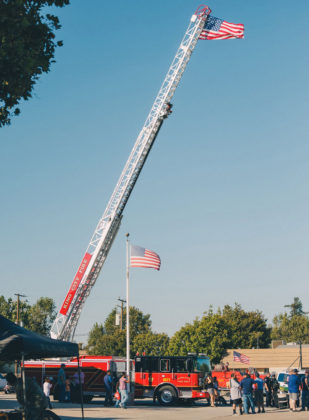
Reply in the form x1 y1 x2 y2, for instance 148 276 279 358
277 370 305 392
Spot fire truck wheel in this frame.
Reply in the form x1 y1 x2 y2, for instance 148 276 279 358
157 386 177 406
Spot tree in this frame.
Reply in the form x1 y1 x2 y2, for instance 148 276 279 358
272 298 309 343
0 295 56 336
0 0 69 127
221 304 271 349
86 306 152 357
0 295 31 326
132 332 170 356
27 297 56 335
168 313 230 364
103 306 151 338
284 297 308 317
168 304 271 364
86 322 104 354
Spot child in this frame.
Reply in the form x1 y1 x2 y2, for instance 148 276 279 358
65 378 71 402
114 381 121 408
43 377 53 409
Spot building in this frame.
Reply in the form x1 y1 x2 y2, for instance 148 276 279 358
221 344 309 373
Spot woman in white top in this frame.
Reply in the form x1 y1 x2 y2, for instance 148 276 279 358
43 377 53 409
229 373 243 416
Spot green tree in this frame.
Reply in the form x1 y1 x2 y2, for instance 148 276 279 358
272 298 309 343
27 297 56 335
168 313 230 363
132 332 170 356
221 304 271 349
0 295 31 326
86 322 104 354
103 306 151 338
86 306 152 356
168 304 271 364
284 297 308 317
0 295 56 336
0 0 69 127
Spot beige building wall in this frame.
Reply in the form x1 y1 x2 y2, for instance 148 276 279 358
222 346 309 371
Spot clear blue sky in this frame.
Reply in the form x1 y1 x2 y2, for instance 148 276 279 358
1 0 309 341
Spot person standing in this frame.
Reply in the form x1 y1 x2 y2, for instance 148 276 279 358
119 372 129 409
104 370 113 406
205 375 216 407
254 373 265 413
213 376 219 405
57 363 66 403
73 370 85 388
301 369 309 411
64 378 71 402
288 369 301 412
229 373 243 416
240 372 256 414
43 377 53 409
264 372 272 407
270 373 279 408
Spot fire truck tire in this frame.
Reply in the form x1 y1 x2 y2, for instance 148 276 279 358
157 386 177 406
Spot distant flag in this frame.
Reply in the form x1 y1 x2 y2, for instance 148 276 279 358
130 245 161 271
233 351 250 364
199 16 244 40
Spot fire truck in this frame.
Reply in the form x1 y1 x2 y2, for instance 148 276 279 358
24 354 212 405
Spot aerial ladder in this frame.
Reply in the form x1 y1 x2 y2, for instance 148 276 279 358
50 5 212 341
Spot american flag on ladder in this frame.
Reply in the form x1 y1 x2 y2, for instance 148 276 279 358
199 16 244 40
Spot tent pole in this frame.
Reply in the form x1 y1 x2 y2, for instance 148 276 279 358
21 352 26 420
77 354 84 420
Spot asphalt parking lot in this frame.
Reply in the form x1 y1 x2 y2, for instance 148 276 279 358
1 394 309 420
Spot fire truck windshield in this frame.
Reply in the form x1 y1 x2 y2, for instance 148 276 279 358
194 356 211 373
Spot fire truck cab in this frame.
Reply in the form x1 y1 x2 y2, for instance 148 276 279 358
134 354 211 405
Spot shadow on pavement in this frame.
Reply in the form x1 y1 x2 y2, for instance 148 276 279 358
60 418 124 420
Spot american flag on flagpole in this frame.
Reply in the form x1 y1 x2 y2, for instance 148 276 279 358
233 351 250 364
199 16 244 40
130 245 161 271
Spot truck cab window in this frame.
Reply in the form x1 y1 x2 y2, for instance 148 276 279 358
175 359 186 372
160 359 170 372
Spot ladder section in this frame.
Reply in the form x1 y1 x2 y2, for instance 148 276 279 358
50 6 211 341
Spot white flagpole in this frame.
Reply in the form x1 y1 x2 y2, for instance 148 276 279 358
125 233 130 380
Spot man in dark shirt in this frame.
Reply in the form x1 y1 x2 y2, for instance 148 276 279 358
240 373 256 414
264 372 272 407
301 370 309 411
104 370 113 406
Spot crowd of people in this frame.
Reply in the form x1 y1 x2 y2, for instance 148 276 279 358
223 368 309 416
53 365 130 409
4 365 309 417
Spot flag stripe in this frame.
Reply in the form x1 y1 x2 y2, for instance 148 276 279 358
130 244 161 270
233 351 250 364
199 16 244 41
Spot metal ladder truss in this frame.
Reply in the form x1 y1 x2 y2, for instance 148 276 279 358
50 5 211 341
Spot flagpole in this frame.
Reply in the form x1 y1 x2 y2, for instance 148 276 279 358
125 233 130 381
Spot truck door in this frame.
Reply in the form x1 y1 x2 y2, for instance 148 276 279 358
173 358 193 389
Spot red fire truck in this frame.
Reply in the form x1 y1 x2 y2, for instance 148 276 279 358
24 353 212 405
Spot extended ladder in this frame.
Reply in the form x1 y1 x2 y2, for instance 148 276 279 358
50 5 211 341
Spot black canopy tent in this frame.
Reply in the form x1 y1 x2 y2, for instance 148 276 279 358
0 315 79 360
0 315 84 419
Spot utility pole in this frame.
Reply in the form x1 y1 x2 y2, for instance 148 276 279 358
14 293 26 326
14 293 26 376
117 298 126 330
299 341 303 370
